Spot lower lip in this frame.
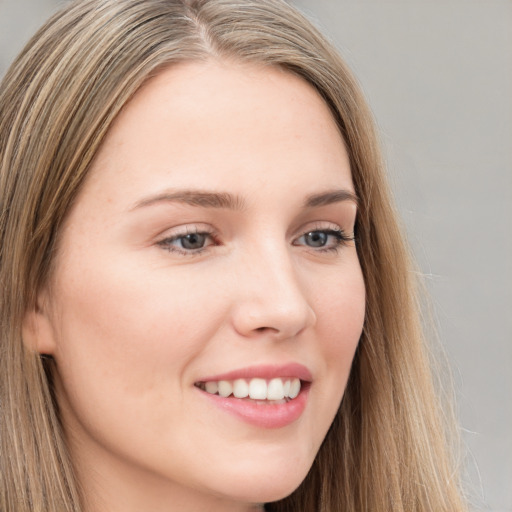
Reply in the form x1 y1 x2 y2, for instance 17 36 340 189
198 385 310 429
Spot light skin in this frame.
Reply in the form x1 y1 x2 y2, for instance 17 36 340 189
24 60 366 511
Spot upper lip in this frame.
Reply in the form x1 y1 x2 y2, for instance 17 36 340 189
196 363 313 383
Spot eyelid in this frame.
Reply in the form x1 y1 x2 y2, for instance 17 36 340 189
156 224 218 255
293 221 354 240
156 222 215 239
154 220 355 257
292 221 355 252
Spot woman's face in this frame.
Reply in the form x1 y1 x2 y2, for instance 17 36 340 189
32 61 365 511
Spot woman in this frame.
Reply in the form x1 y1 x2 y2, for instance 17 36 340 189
0 0 466 511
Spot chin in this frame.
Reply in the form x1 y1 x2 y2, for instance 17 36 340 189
210 459 311 505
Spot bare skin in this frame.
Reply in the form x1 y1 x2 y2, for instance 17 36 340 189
25 60 365 511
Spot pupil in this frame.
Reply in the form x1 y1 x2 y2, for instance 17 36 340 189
182 233 205 249
306 231 327 247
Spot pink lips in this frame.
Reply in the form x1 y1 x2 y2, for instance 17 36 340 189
198 363 313 383
196 363 312 429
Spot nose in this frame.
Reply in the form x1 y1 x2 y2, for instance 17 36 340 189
230 245 317 341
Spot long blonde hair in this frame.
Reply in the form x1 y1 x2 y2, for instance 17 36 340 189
0 1 466 510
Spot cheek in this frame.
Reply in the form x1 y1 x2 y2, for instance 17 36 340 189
317 259 365 331
313 263 365 391
48 255 235 478
50 254 225 411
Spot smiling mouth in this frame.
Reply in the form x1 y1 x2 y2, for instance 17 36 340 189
194 377 303 403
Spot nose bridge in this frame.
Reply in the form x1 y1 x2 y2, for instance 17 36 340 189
231 237 316 339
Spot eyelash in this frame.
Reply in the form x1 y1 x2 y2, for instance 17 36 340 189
157 227 217 255
157 225 354 256
292 228 353 253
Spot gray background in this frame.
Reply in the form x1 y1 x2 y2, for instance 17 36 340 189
1 1 511 511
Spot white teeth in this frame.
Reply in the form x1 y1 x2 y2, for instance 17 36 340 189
205 381 219 394
267 378 285 400
249 378 267 399
289 378 301 399
200 377 302 401
217 380 233 397
233 379 249 398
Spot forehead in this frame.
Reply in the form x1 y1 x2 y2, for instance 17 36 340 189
81 60 353 210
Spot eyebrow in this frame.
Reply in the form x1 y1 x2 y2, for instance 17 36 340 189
131 190 246 211
303 189 358 208
131 188 358 211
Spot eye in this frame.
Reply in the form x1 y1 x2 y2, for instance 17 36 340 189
294 228 352 252
303 231 330 248
157 229 215 254
177 232 209 250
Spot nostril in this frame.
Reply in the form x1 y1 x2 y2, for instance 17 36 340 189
253 326 283 337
